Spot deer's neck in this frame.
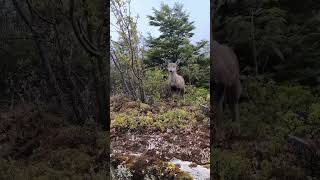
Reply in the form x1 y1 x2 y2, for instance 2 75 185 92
169 72 178 77
169 72 179 84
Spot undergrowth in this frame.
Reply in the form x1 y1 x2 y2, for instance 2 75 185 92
111 85 209 132
213 77 320 179
0 104 109 179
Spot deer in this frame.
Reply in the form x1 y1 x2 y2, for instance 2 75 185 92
212 40 242 143
167 60 186 98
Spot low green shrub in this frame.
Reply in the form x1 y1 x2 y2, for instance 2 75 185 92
217 76 320 179
237 77 319 139
213 150 250 180
111 107 195 131
157 108 190 130
144 68 168 101
185 86 209 107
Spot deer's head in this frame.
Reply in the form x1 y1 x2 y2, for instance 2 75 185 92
167 63 177 73
167 59 181 73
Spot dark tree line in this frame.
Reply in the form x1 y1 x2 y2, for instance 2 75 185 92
0 0 109 130
213 0 320 86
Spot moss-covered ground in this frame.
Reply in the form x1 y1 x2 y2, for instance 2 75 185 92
111 86 210 179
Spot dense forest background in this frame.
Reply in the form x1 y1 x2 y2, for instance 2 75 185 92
212 0 320 179
215 0 320 83
110 0 210 101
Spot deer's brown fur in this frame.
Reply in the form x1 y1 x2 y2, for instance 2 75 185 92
167 62 185 96
212 41 242 142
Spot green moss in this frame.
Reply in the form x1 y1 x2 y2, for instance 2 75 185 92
175 172 194 180
112 112 139 129
48 149 92 173
112 155 194 179
154 161 193 180
213 150 250 180
214 77 320 179
140 103 151 111
309 103 320 120
203 164 210 169
184 86 209 107
111 104 197 131
261 160 272 179
139 115 154 127
155 108 194 131
188 162 197 168
0 158 84 179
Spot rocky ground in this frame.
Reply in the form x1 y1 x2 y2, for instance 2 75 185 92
110 94 210 179
111 126 209 164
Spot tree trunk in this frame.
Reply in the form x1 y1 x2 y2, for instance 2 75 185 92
12 0 67 110
96 57 109 130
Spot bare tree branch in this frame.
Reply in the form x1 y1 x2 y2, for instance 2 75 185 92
69 0 102 57
11 0 66 108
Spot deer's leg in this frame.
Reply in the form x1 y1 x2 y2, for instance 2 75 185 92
169 86 174 98
214 83 225 143
216 98 224 142
228 84 241 134
180 88 185 102
235 102 239 122
229 102 240 135
234 79 241 122
228 102 239 122
181 87 185 97
228 83 240 122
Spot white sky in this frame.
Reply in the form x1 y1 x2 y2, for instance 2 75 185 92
110 0 210 44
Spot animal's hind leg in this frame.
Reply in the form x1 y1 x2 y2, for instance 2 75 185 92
234 103 239 122
180 88 185 101
227 83 240 122
229 102 240 135
228 102 239 122
227 84 241 134
214 83 225 143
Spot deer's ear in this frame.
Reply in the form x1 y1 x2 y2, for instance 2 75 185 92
176 59 181 65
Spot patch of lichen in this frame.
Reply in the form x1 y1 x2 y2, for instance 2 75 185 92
112 154 194 179
148 161 193 179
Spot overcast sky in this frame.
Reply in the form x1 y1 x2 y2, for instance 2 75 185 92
110 0 210 44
